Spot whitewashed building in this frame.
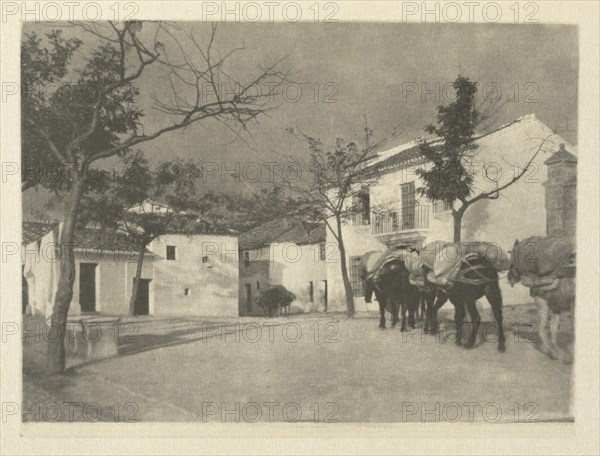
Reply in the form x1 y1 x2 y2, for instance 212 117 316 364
325 114 577 312
150 232 239 317
22 221 239 317
22 220 155 317
239 218 328 315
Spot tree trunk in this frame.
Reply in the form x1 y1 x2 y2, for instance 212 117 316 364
452 209 463 242
336 216 355 317
46 176 86 374
128 243 147 316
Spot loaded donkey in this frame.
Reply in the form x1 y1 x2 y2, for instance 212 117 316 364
359 247 419 331
406 241 511 352
508 236 575 363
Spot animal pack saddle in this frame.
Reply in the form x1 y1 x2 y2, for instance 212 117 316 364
407 241 511 289
361 248 410 285
511 236 575 292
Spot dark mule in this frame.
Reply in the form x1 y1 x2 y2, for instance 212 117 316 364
423 257 506 352
360 251 419 331
257 285 296 318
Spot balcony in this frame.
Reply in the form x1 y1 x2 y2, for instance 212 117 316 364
372 205 430 235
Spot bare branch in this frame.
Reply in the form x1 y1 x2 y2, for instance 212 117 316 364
465 131 557 207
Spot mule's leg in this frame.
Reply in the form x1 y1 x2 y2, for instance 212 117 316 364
464 300 481 349
550 311 573 364
423 293 430 331
390 296 400 328
452 300 466 346
376 290 386 329
550 312 567 361
564 290 575 364
562 281 576 364
423 291 436 332
486 282 506 352
427 290 447 334
420 296 426 322
534 296 557 359
406 291 417 329
399 298 407 332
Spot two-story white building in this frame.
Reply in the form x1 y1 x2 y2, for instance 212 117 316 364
325 114 576 312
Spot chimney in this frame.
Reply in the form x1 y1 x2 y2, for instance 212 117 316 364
543 143 577 237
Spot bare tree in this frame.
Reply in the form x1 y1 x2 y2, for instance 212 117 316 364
284 120 402 317
22 22 290 373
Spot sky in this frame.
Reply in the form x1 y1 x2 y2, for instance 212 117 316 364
23 22 578 215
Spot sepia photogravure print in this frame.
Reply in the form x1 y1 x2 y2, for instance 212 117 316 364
1 1 599 455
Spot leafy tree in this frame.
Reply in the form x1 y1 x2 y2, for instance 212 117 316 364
21 30 82 191
21 22 289 373
222 186 302 232
416 76 557 242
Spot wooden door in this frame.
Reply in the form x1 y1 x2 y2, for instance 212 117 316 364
134 279 151 315
79 263 97 313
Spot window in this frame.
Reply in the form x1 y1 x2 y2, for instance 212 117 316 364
184 288 190 296
401 182 416 230
166 245 176 260
243 251 250 267
202 256 209 264
351 192 370 225
319 242 326 261
308 281 314 302
256 281 260 290
349 256 364 297
433 200 452 213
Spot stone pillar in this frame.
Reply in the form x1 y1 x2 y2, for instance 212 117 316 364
543 144 577 237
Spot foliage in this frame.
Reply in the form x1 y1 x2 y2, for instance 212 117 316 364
78 154 219 246
21 31 81 192
222 186 303 233
415 76 479 205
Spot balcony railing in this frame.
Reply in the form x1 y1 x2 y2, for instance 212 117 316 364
372 205 430 235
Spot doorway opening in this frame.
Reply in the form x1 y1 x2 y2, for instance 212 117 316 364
79 263 98 313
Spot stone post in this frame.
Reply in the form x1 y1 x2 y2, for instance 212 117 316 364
543 143 577 237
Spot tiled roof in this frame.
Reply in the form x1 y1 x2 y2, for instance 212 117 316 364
239 218 326 250
74 227 153 255
364 114 541 174
22 220 152 255
22 221 58 245
544 144 577 165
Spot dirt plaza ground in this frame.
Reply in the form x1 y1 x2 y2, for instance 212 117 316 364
21 303 573 423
